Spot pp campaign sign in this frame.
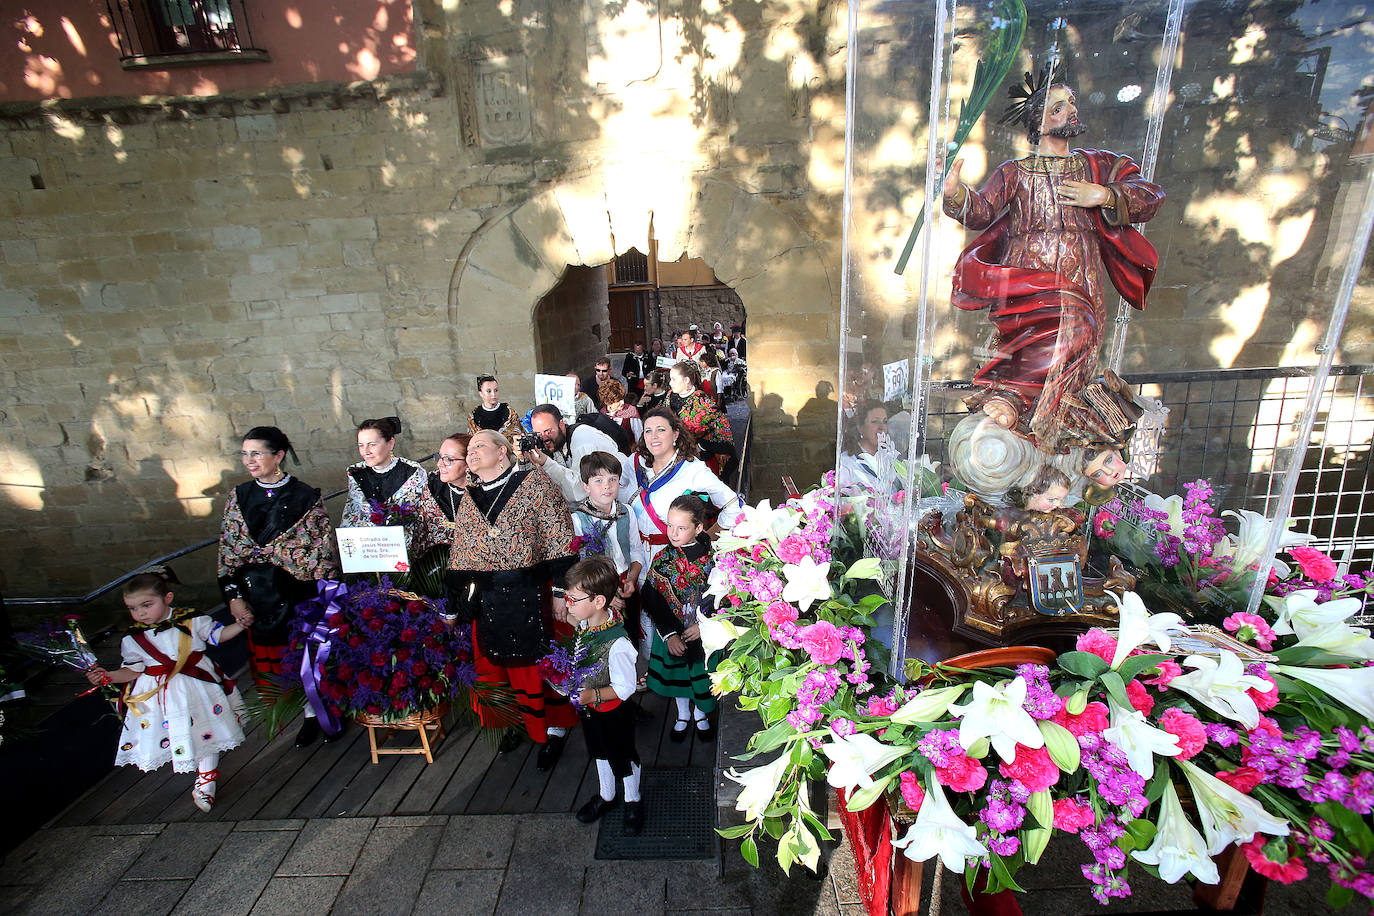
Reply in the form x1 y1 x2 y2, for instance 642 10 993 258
883 359 910 402
337 526 410 574
534 373 577 419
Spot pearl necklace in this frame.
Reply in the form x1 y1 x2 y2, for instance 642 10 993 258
255 473 291 495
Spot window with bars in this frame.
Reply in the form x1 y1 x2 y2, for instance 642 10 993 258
107 0 267 65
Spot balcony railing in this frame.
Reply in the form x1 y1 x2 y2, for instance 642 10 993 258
611 249 650 286
106 0 268 67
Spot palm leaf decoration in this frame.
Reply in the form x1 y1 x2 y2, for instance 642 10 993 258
894 0 1026 275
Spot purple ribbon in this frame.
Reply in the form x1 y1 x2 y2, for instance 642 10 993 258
297 579 347 735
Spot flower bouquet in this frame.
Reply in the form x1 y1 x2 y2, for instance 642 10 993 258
707 483 1374 909
15 614 121 707
536 638 601 709
367 498 417 527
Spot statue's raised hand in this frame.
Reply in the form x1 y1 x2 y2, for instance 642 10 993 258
942 157 964 198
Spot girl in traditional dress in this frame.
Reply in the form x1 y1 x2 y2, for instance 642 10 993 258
86 568 248 812
599 378 643 445
666 361 736 481
342 417 442 556
218 426 340 746
467 375 523 440
641 492 718 742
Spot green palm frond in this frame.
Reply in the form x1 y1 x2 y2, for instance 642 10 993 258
894 0 1026 275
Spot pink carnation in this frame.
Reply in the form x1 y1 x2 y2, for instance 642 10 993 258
797 620 844 666
1158 708 1207 760
898 771 925 812
1145 659 1183 689
865 694 899 717
1241 837 1308 884
998 745 1059 793
775 535 811 564
1246 667 1279 712
1052 797 1096 833
1125 679 1154 715
1053 701 1110 736
763 601 799 629
1289 546 1337 583
1076 629 1118 665
935 753 988 793
1223 612 1276 650
1216 766 1263 794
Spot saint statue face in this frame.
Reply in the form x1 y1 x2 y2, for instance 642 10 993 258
1027 483 1070 512
1085 449 1127 488
1040 85 1087 140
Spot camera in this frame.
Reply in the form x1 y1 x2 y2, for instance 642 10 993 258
518 434 543 455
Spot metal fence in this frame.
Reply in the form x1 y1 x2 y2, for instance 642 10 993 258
920 364 1374 566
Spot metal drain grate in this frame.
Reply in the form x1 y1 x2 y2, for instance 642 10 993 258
594 765 718 860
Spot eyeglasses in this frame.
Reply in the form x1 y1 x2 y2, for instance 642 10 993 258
239 450 275 460
436 456 467 466
564 594 595 605
595 369 610 374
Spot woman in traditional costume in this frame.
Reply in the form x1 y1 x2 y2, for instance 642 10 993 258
444 430 580 771
217 426 339 746
341 417 442 556
666 361 736 481
467 375 523 439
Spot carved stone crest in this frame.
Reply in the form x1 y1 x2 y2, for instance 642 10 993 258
473 55 532 147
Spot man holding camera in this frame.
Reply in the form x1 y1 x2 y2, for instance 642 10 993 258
519 404 637 506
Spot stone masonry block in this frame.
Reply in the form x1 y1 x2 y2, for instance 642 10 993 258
307 217 378 243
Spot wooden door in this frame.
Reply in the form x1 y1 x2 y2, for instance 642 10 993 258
608 289 648 352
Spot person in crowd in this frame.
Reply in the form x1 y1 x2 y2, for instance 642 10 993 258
444 430 578 769
673 329 705 362
621 341 652 400
569 374 598 417
696 349 722 403
838 399 900 494
580 358 613 412
86 567 248 813
600 378 643 444
342 417 444 555
217 425 340 747
728 324 747 360
522 404 636 505
667 361 736 481
564 556 644 835
630 408 743 572
412 432 471 584
468 375 523 440
641 492 719 742
649 337 666 361
721 348 745 402
709 321 728 354
571 452 646 648
638 368 670 415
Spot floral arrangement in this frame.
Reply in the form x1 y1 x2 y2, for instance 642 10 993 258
281 579 478 723
706 481 1374 908
568 522 609 560
536 638 601 711
16 613 120 707
366 498 418 528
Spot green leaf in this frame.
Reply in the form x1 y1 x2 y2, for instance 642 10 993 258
1117 653 1167 683
966 737 990 759
740 836 760 868
1146 758 1171 804
1317 801 1374 857
763 816 787 840
845 557 884 580
1099 671 1131 710
718 824 755 839
1058 651 1109 679
1027 790 1053 830
987 851 1026 894
1124 817 1157 849
1327 882 1355 909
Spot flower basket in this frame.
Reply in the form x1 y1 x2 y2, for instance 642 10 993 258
357 700 449 764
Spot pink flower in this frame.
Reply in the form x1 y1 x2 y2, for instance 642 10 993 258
1246 666 1279 712
1144 659 1183 689
998 744 1059 793
797 620 844 666
1053 701 1110 736
1241 837 1308 884
763 601 799 629
1158 708 1206 760
898 771 925 812
935 753 988 793
747 569 783 602
775 535 811 564
1289 546 1337 583
1052 797 1096 833
865 694 899 717
1126 679 1154 715
1223 612 1276 650
1076 629 1118 665
1216 766 1263 793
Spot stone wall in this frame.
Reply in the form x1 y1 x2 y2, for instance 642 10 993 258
658 286 747 342
533 265 611 381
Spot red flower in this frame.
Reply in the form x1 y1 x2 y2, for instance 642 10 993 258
406 600 427 613
1075 629 1118 665
1241 837 1307 884
348 636 363 648
1053 701 1109 736
1288 546 1337 583
1052 797 1096 833
453 650 470 664
392 698 407 710
1246 667 1279 712
336 624 351 637
934 753 988 793
366 704 382 715
1126 679 1154 715
338 665 354 679
998 745 1059 793
368 619 384 632
396 647 412 662
326 613 344 627
443 663 456 677
400 627 418 644
1158 708 1206 760
419 676 434 688
360 607 375 620
371 652 387 667
412 661 428 676
1216 766 1263 793
423 637 439 649
430 622 447 635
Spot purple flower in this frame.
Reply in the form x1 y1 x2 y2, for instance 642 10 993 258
1206 723 1239 748
917 728 962 768
986 834 1020 856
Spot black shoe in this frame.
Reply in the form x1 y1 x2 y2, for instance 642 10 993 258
669 719 690 744
322 720 346 744
695 718 717 743
497 727 524 755
623 801 644 836
576 795 617 824
536 733 567 771
294 718 322 747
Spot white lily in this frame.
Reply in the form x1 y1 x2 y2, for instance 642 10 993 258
727 753 794 822
822 732 910 794
889 685 968 725
1110 590 1189 669
704 564 735 602
698 615 741 656
1132 780 1221 885
1270 589 1366 637
891 782 988 874
1222 508 1312 577
1292 621 1374 661
781 555 833 612
1176 758 1289 855
1102 698 1181 778
721 499 801 549
1143 492 1185 536
948 678 1043 762
1167 651 1272 729
1274 664 1374 720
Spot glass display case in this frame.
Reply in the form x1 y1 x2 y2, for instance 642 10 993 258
833 0 1374 674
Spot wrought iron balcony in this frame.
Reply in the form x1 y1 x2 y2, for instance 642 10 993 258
106 0 268 68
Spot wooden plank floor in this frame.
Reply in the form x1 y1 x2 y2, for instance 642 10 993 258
52 690 720 826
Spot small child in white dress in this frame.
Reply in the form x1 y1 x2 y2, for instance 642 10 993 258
85 567 250 812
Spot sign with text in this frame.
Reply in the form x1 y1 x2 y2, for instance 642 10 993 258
534 373 577 419
337 526 411 574
656 356 678 370
883 359 910 403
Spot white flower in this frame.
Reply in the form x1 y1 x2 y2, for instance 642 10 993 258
781 555 833 612
948 678 1044 762
1270 589 1366 638
721 499 800 549
1132 780 1221 885
891 782 989 874
1110 590 1188 669
822 732 910 795
1143 493 1185 536
1274 664 1374 720
1221 508 1312 577
1102 698 1181 778
889 685 968 725
704 564 735 602
1292 621 1374 661
698 615 741 656
727 753 793 822
1176 758 1289 855
1167 651 1272 729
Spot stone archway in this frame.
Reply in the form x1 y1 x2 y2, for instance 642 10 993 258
449 175 838 496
